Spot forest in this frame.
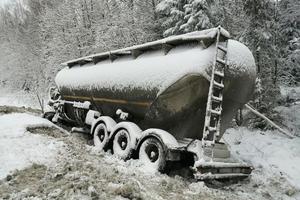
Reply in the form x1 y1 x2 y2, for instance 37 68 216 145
0 1 300 198
0 0 299 126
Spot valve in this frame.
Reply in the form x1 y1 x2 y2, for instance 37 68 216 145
116 109 129 120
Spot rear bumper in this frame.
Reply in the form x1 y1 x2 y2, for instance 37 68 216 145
194 161 253 180
168 139 253 180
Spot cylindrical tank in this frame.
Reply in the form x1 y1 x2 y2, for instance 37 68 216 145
55 35 256 141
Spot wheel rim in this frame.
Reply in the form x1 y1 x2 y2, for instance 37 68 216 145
117 133 128 150
97 128 106 142
117 130 128 151
145 143 159 162
139 137 166 172
113 129 132 160
93 123 108 150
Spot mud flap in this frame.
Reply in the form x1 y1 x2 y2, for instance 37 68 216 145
166 149 181 161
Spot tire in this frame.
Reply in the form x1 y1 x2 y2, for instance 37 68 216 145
113 129 133 160
138 137 167 172
93 123 109 151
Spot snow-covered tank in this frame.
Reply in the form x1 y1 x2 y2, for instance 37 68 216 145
47 27 256 179
55 28 256 141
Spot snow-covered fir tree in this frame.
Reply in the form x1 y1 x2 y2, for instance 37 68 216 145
179 0 213 33
157 0 213 37
279 0 300 86
156 0 186 37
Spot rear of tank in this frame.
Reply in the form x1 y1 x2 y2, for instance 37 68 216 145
150 40 256 140
55 39 256 141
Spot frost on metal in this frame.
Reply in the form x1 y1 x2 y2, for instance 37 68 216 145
55 28 255 96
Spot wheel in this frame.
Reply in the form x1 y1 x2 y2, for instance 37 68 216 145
48 86 61 102
113 129 133 160
93 123 109 151
138 137 167 172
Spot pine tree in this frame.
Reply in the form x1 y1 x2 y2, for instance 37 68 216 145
94 0 160 51
157 0 213 37
179 0 213 33
209 0 249 39
243 0 282 128
279 0 300 86
156 0 186 37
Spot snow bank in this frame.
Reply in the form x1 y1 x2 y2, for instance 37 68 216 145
0 113 64 179
224 127 300 190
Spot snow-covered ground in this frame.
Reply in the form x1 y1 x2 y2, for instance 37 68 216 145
0 113 65 179
275 104 300 136
276 86 300 136
280 86 300 101
224 128 300 190
0 89 300 199
0 111 299 199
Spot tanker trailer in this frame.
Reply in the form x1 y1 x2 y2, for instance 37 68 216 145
45 27 256 180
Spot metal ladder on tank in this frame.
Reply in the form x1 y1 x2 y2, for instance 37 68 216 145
202 26 228 155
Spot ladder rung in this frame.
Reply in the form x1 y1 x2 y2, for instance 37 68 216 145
216 58 226 65
202 140 215 147
208 126 217 132
213 81 224 89
217 45 227 52
202 34 227 149
212 95 223 102
214 71 224 77
203 131 209 138
210 109 222 116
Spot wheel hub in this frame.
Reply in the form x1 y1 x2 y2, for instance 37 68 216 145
121 141 126 148
97 128 105 142
146 144 159 162
118 134 128 150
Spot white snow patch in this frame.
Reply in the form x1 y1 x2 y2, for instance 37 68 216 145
87 145 163 176
0 113 64 179
224 127 300 190
55 39 256 96
280 86 300 101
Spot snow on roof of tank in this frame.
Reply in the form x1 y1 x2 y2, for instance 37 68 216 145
64 26 230 68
